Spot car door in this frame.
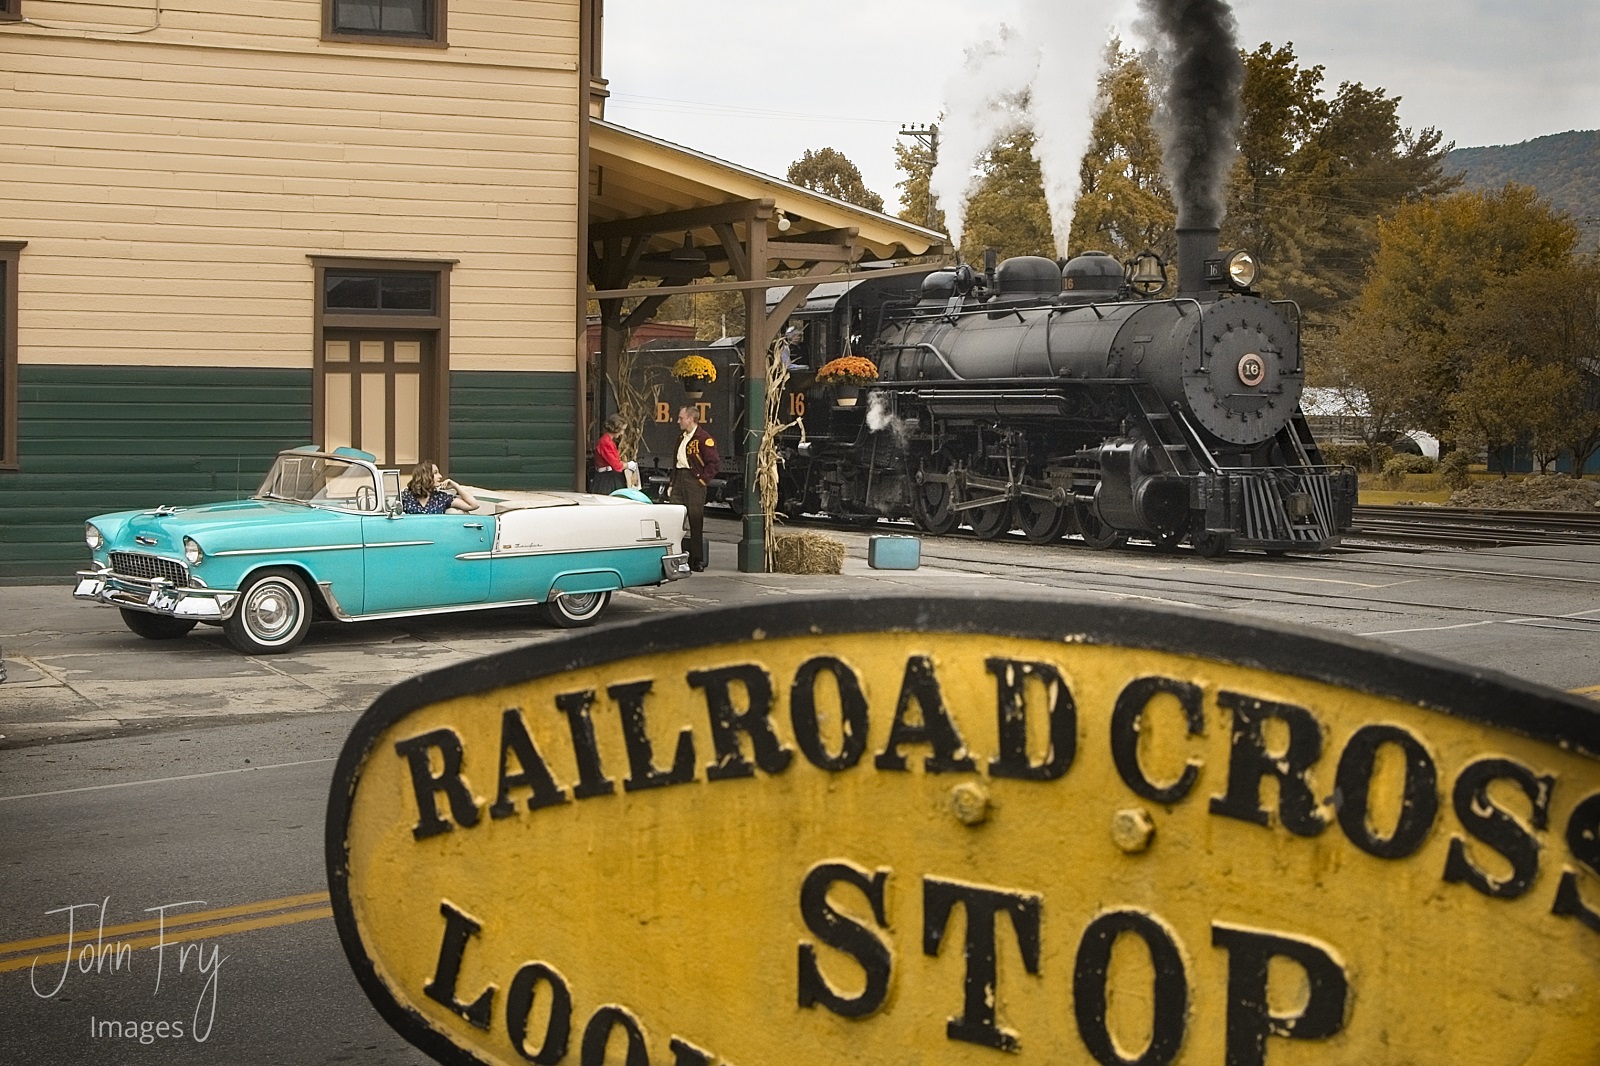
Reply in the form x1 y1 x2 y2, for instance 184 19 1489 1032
359 512 492 614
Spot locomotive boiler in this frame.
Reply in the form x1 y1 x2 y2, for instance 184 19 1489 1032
769 226 1357 555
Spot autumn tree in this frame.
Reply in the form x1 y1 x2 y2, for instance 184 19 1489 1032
1334 184 1580 445
786 148 885 213
1069 40 1173 261
1446 257 1600 474
961 119 1056 262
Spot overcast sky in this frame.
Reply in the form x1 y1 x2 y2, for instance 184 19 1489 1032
604 0 1599 217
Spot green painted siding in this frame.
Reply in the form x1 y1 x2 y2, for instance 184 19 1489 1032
449 370 577 491
0 365 313 582
0 366 581 581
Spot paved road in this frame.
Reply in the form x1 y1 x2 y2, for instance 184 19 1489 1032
2 523 1597 1063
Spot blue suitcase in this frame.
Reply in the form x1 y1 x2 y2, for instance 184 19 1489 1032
867 534 921 570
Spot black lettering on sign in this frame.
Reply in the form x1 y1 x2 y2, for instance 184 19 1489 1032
394 729 481 840
580 1005 649 1066
1073 910 1188 1066
797 861 893 1018
688 663 793 781
424 901 496 1030
922 877 1042 1052
985 658 1076 781
1211 923 1348 1066
554 690 616 800
506 961 571 1064
1208 692 1327 836
1442 757 1554 899
1552 792 1600 933
1333 724 1438 859
668 1035 715 1066
1110 677 1204 804
490 709 568 819
608 680 697 793
875 656 977 773
790 657 870 772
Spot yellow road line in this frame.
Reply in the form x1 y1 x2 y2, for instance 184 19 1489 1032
1572 684 1600 699
0 891 330 960
0 905 333 974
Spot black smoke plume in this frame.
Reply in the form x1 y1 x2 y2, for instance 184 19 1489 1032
1138 0 1245 229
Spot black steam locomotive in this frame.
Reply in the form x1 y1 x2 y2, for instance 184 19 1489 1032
627 228 1356 555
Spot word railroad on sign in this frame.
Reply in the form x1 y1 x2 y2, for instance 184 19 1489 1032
325 596 1600 1066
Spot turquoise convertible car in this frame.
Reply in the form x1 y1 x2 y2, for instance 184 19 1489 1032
74 447 690 654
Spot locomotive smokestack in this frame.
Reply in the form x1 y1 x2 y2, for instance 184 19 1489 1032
1138 0 1244 289
1176 228 1220 294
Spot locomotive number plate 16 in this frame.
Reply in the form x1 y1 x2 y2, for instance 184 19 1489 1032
326 596 1600 1066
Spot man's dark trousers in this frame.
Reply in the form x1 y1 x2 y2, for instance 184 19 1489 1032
670 469 708 570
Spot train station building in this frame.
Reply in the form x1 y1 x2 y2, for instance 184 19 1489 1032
0 0 944 579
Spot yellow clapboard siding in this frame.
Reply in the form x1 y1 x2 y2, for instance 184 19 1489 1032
6 1 583 376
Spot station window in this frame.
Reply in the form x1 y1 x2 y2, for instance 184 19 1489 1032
325 0 445 45
0 0 19 23
1 242 22 471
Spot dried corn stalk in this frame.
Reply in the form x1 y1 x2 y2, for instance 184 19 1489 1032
758 336 805 569
607 341 662 463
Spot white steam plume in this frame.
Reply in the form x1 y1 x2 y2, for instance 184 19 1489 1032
931 2 1132 255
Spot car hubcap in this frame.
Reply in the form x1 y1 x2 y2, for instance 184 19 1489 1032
561 593 599 616
247 583 298 641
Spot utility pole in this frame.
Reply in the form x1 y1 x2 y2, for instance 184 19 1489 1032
898 122 940 230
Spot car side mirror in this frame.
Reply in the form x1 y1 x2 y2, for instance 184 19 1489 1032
387 498 403 519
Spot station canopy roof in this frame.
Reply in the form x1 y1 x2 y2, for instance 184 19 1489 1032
588 120 949 267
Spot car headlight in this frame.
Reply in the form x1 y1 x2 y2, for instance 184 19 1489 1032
85 523 103 550
1225 250 1259 290
183 536 204 566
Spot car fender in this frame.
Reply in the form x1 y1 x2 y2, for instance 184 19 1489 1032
546 569 625 599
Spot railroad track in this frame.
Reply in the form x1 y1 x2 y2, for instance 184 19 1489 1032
1348 505 1600 549
728 503 1600 554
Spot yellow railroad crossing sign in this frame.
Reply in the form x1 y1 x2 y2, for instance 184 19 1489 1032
327 596 1600 1065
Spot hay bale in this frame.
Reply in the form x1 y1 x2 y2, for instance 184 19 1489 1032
772 531 846 574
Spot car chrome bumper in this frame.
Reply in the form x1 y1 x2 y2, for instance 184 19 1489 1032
74 569 239 621
661 553 690 581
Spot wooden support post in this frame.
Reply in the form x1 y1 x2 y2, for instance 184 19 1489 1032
740 218 770 573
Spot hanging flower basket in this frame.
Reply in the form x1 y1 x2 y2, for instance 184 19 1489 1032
816 356 878 407
671 355 717 402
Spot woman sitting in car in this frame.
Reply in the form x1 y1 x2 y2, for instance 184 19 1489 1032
400 461 481 514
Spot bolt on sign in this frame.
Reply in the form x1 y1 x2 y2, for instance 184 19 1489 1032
326 597 1600 1066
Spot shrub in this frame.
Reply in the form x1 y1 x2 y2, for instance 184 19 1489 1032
1319 443 1367 468
1439 449 1474 490
1380 453 1436 487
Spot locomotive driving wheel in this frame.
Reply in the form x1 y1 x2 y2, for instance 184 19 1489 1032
1012 495 1071 543
912 452 959 535
1074 502 1127 550
966 501 1011 540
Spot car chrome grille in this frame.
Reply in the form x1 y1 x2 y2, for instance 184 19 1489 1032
109 552 188 585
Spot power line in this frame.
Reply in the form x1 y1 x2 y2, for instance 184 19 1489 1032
607 92 899 128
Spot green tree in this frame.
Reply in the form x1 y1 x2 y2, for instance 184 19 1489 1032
893 130 946 233
1069 40 1174 261
1224 43 1459 328
1340 183 1579 438
786 148 885 213
960 122 1057 261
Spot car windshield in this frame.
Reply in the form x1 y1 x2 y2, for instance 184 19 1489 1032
255 454 379 512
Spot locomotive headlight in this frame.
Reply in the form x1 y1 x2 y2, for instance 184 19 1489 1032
85 523 103 550
1225 250 1259 290
183 536 204 566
